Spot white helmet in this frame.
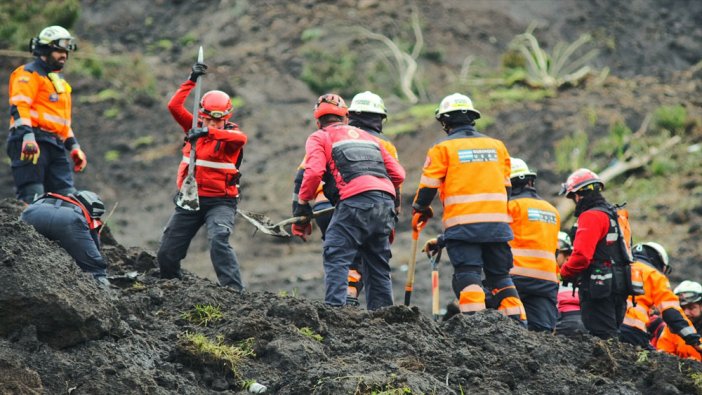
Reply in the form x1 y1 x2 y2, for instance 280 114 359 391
33 25 77 53
510 157 537 180
633 242 671 274
557 231 572 252
674 280 702 305
349 91 387 117
435 93 481 119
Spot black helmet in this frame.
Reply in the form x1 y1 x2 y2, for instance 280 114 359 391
72 190 105 219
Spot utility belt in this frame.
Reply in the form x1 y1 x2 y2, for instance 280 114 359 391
10 127 65 146
583 260 644 300
38 197 83 215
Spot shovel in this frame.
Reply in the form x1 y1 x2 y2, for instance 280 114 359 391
176 46 204 211
430 249 442 321
404 219 426 306
237 206 335 238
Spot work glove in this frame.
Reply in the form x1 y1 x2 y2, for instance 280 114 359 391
187 126 209 141
683 332 702 347
20 133 40 165
70 146 87 172
422 237 444 258
411 205 433 230
293 202 313 224
189 62 208 82
389 228 395 244
291 223 312 242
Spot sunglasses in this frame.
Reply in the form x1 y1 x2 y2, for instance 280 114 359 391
52 38 77 52
201 109 230 119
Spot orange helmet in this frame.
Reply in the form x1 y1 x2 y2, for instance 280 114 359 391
313 94 348 119
199 90 233 120
559 168 604 198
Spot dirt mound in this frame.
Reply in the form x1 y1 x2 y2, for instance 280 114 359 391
1 199 701 394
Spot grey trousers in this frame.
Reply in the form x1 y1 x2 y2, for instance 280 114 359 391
157 202 243 290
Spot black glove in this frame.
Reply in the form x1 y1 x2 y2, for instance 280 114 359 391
187 127 209 141
189 62 208 82
683 332 702 347
293 202 313 224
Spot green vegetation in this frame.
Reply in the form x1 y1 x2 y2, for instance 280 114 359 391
0 0 80 50
301 49 358 97
181 304 224 326
104 150 120 162
130 281 146 291
691 372 702 395
298 327 323 342
635 350 649 365
508 24 599 89
555 130 589 172
654 104 688 133
178 332 255 379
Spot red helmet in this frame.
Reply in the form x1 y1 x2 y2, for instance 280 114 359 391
313 93 348 119
199 90 233 120
560 168 604 198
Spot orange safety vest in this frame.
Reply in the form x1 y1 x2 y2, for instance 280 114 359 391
9 60 74 140
418 127 511 229
658 324 701 361
508 190 561 283
623 261 692 332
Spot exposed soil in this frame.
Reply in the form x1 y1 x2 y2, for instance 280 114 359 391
1 0 702 393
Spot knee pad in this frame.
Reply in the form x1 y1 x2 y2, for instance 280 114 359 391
18 183 44 203
490 279 527 323
347 269 363 296
453 266 485 314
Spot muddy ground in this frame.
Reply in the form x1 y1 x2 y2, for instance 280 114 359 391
2 199 702 394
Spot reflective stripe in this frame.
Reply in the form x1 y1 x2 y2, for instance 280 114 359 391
500 306 525 317
679 326 696 337
10 94 33 104
181 156 238 170
43 113 70 126
444 193 506 206
590 273 613 281
510 266 559 283
660 300 681 310
291 192 298 201
511 248 557 261
13 117 32 127
419 175 442 187
331 139 379 149
606 233 618 242
459 284 486 313
444 213 511 227
348 269 361 282
459 303 486 313
623 316 646 331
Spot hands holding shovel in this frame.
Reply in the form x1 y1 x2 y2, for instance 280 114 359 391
404 207 431 306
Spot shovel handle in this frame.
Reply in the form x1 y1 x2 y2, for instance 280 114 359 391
275 206 336 228
404 233 420 306
432 270 440 318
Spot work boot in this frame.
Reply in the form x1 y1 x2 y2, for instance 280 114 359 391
443 301 461 321
346 296 360 307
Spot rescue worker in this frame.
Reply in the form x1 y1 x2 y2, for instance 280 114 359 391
620 242 698 349
294 93 405 310
7 26 87 203
157 62 247 290
555 231 586 336
507 158 560 331
20 190 108 286
415 93 526 324
657 281 702 360
559 168 631 339
291 91 401 308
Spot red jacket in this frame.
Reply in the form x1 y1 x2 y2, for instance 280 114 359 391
560 210 609 279
168 80 247 198
299 122 404 202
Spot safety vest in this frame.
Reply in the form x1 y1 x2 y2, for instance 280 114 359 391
9 59 74 140
418 126 511 230
44 192 101 230
622 260 693 334
658 324 702 361
508 188 561 283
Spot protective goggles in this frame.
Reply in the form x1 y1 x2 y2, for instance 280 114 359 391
316 94 345 108
201 109 231 119
677 292 702 306
51 38 77 52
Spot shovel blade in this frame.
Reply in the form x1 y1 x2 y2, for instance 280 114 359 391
237 209 290 237
176 176 199 211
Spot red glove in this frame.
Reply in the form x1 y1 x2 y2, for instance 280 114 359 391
389 228 395 244
20 133 40 165
292 223 312 241
70 147 87 172
411 206 432 233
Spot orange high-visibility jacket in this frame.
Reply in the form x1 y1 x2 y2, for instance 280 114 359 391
9 59 74 140
417 126 511 230
623 261 694 336
508 189 561 283
658 324 701 361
